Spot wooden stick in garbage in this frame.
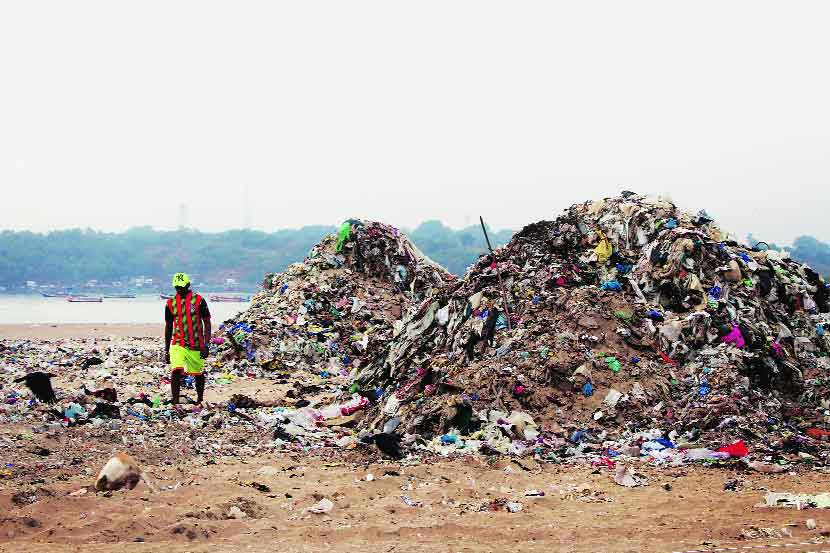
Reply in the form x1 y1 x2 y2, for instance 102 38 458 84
479 216 512 331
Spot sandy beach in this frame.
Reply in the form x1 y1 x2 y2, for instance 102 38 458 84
3 326 830 553
0 323 163 340
5 454 830 553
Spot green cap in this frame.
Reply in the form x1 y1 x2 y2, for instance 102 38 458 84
172 272 191 287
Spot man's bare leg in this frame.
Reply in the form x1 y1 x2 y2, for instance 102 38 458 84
195 374 205 404
171 369 183 404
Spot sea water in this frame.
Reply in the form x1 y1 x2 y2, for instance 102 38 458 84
0 294 249 324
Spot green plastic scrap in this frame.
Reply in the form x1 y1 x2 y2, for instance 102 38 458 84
605 356 621 373
335 221 352 253
614 310 633 322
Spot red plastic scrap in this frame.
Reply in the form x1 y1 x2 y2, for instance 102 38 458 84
659 351 677 366
591 457 617 469
717 440 749 458
807 428 830 441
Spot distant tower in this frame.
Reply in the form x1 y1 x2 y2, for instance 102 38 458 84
243 185 251 229
178 203 189 230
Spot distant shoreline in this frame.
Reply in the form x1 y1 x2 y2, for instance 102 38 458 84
0 323 164 340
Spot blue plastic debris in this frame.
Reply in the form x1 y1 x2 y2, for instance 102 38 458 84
616 263 633 275
600 280 623 292
570 430 587 444
126 408 146 421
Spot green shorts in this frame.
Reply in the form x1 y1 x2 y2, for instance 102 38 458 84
169 345 205 375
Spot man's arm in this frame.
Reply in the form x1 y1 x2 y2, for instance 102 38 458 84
200 299 211 358
164 320 173 363
201 315 211 358
164 304 173 363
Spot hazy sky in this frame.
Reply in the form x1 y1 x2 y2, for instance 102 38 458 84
2 1 829 245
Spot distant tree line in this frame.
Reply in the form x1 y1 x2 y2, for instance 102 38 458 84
0 222 514 288
2 223 825 290
748 233 830 278
408 221 514 275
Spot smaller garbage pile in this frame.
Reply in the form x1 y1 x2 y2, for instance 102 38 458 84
357 192 830 467
214 220 454 378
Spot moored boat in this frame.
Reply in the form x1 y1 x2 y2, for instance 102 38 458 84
40 291 70 297
210 295 250 302
67 296 103 303
103 294 137 299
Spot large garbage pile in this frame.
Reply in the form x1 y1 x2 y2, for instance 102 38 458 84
357 192 830 465
215 219 454 379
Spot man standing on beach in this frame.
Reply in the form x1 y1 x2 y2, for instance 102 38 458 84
164 273 211 405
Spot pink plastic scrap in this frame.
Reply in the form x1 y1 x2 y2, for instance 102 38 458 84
721 325 746 349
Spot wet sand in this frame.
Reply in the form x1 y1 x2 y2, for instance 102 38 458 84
0 323 163 340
